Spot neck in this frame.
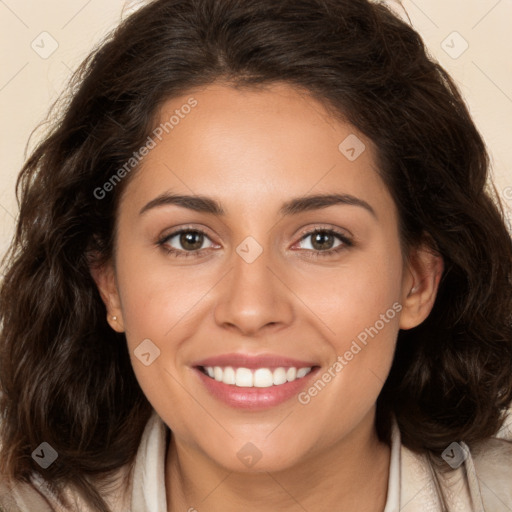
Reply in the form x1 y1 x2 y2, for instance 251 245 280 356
165 410 390 512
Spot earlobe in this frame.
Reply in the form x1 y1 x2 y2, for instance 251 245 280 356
89 260 125 332
399 243 444 330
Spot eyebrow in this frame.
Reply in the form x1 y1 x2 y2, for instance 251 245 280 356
139 192 376 218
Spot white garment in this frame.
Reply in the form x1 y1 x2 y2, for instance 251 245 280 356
383 413 400 512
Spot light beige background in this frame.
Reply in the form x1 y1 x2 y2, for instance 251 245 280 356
0 0 511 433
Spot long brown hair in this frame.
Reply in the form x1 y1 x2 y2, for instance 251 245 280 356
1 0 512 509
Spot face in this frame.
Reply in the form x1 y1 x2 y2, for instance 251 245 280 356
93 82 442 473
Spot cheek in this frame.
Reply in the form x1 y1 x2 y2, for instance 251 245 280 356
113 247 208 418
293 234 404 345
292 237 403 412
114 242 215 347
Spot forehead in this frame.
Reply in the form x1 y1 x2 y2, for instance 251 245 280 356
120 82 394 219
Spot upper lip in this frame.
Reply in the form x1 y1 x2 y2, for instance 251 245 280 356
193 353 319 370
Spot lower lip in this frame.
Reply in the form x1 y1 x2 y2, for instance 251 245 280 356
194 367 319 410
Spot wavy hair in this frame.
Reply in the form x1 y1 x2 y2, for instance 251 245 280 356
1 0 512 508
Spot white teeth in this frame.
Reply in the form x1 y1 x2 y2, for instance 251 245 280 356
296 367 310 378
273 367 287 385
213 366 223 382
254 368 274 388
235 368 253 387
223 366 236 385
286 367 297 382
202 365 313 387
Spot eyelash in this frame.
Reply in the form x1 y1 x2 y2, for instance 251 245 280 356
156 227 354 259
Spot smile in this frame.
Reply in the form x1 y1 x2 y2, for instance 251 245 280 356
200 366 313 387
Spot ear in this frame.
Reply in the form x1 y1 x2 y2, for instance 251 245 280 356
89 259 125 332
399 240 444 330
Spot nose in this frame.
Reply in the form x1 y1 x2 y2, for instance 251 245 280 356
213 244 294 337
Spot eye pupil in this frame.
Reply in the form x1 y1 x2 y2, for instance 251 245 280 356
180 231 203 250
312 231 334 250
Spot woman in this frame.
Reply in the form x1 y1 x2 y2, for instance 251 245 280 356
1 0 511 510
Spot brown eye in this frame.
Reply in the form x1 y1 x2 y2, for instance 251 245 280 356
310 231 336 251
179 231 205 251
294 228 353 259
158 229 216 257
298 229 345 251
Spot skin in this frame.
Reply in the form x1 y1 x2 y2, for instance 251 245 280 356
92 82 443 511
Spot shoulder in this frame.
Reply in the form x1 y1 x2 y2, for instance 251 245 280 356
0 411 158 512
0 476 55 511
0 463 133 512
471 435 512 510
397 428 512 511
